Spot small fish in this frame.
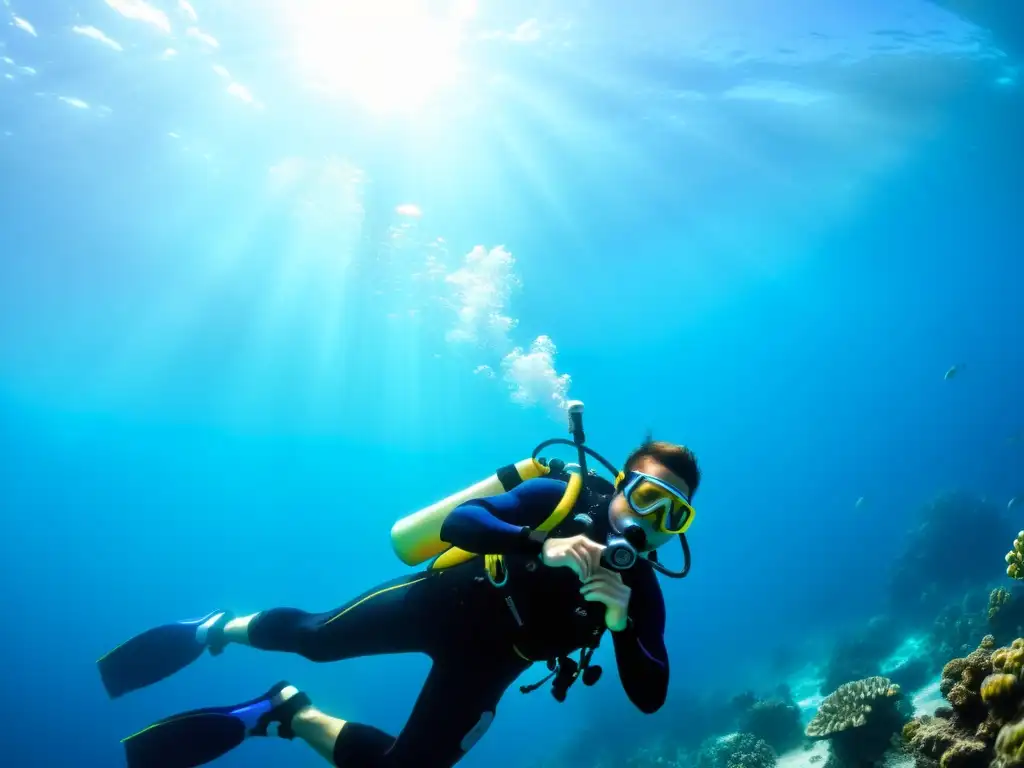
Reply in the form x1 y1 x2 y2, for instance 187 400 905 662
944 364 963 380
855 496 866 509
1011 497 1020 512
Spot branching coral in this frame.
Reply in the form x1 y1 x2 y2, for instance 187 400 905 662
806 676 905 766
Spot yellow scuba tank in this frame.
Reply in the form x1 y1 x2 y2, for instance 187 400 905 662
390 457 549 566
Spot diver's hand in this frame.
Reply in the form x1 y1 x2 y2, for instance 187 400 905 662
541 535 606 581
580 568 631 632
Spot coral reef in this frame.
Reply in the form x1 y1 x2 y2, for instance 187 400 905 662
695 732 777 768
902 635 1024 768
939 634 997 721
902 715 989 768
806 676 906 767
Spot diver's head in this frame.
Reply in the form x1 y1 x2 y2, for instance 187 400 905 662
608 440 700 551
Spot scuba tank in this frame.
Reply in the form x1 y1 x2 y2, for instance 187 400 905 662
390 457 548 566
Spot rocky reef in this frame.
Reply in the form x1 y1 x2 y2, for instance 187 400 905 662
902 635 1024 767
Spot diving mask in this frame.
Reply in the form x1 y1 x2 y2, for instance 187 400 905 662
620 471 695 535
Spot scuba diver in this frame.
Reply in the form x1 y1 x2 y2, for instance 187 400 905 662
98 402 701 768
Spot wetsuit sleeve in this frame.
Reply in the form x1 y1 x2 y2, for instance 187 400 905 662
613 562 669 714
439 477 566 556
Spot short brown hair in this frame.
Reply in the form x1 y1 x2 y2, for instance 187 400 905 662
622 440 701 499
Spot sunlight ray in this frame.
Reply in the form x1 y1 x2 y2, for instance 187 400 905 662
224 158 367 419
94 172 285 402
482 98 578 233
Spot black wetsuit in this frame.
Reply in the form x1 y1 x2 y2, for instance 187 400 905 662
247 478 670 768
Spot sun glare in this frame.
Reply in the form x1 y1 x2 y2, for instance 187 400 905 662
286 0 473 113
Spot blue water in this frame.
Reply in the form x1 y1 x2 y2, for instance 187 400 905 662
1 1 1022 767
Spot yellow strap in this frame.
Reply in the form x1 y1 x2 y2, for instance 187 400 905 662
542 470 583 533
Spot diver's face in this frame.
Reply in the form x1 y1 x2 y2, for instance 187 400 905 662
607 456 691 551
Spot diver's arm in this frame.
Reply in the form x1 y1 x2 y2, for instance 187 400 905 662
612 562 669 714
440 478 566 556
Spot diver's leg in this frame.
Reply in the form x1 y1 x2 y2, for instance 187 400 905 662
314 655 529 768
98 572 438 698
290 703 354 763
229 572 442 662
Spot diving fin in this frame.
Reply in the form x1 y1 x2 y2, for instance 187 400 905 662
122 681 312 768
98 611 233 699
